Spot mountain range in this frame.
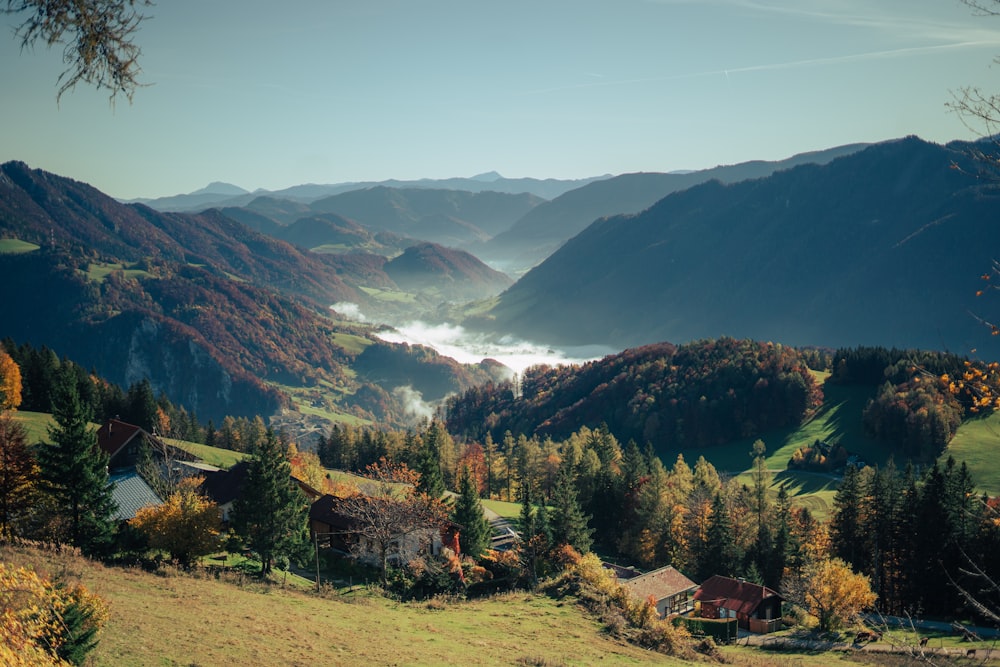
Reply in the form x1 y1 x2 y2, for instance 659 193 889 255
483 136 1000 357
127 173 609 213
3 135 993 429
478 143 869 272
0 161 509 423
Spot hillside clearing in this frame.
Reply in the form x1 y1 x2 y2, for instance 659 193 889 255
4 543 683 667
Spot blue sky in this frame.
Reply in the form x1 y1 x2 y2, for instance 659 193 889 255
3 0 1000 199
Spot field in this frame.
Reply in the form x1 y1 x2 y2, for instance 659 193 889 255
11 410 56 444
0 237 40 254
166 438 248 468
943 411 1000 495
4 543 685 667
82 261 153 283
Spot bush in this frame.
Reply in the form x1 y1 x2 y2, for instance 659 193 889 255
672 616 739 644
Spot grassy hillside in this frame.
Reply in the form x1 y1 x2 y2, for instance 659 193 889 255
11 410 56 444
4 543 682 667
942 411 1000 495
660 378 1000 517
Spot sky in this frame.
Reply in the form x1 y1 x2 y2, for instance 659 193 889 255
4 0 1000 200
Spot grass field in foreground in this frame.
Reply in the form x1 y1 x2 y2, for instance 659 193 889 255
5 543 683 667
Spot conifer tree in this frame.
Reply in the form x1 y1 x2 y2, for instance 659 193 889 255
699 492 739 581
231 428 308 576
551 461 592 553
452 465 491 559
38 366 117 557
830 464 870 572
415 422 446 499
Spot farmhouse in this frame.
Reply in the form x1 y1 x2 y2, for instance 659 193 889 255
309 493 460 568
97 417 192 470
200 460 322 522
622 565 698 618
694 575 783 633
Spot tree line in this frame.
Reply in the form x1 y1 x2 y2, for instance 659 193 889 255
446 338 824 454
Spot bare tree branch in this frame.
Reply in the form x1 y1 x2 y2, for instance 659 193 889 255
4 0 152 103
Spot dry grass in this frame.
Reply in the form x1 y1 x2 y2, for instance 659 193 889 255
3 543 687 667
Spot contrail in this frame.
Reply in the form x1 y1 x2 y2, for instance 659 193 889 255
518 40 1000 96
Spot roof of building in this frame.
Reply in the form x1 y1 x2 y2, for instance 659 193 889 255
200 461 250 506
309 493 357 531
97 418 143 460
200 460 321 507
624 565 698 601
694 575 783 616
108 470 163 521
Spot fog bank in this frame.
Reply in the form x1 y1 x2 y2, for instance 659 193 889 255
375 320 615 375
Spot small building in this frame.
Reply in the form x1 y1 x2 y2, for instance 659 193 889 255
309 493 460 568
97 418 193 471
694 575 784 633
622 565 698 618
200 460 322 522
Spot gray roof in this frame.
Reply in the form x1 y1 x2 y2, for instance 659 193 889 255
108 470 163 521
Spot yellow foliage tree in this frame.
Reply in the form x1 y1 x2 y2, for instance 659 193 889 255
131 477 221 567
0 350 22 411
0 562 108 666
799 557 877 631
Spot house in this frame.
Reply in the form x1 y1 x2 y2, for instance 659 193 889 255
200 460 322 522
694 575 784 633
622 565 698 618
97 418 193 471
309 493 460 568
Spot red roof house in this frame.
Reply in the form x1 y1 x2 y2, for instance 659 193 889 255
694 575 784 633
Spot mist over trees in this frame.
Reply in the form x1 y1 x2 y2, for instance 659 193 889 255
446 338 823 454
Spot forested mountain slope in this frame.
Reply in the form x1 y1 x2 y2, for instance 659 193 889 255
486 137 1000 355
481 143 867 270
0 162 501 423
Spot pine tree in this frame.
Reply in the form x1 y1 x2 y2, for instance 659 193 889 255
699 492 739 581
830 464 870 572
452 466 491 560
551 461 592 553
231 428 308 576
415 422 446 499
38 366 117 557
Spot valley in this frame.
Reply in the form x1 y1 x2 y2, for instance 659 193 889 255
6 135 1000 665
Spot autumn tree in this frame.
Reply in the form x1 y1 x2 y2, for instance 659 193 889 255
3 0 151 102
0 562 109 666
337 458 450 584
131 477 221 567
0 349 22 411
37 367 117 557
451 465 491 560
0 413 36 539
788 557 877 631
231 428 309 576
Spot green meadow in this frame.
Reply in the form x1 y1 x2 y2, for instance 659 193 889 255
0 237 40 254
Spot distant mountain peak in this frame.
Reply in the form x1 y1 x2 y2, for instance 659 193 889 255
190 182 248 196
471 171 503 182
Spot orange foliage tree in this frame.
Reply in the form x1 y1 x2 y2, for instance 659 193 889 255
0 350 22 411
131 477 221 567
